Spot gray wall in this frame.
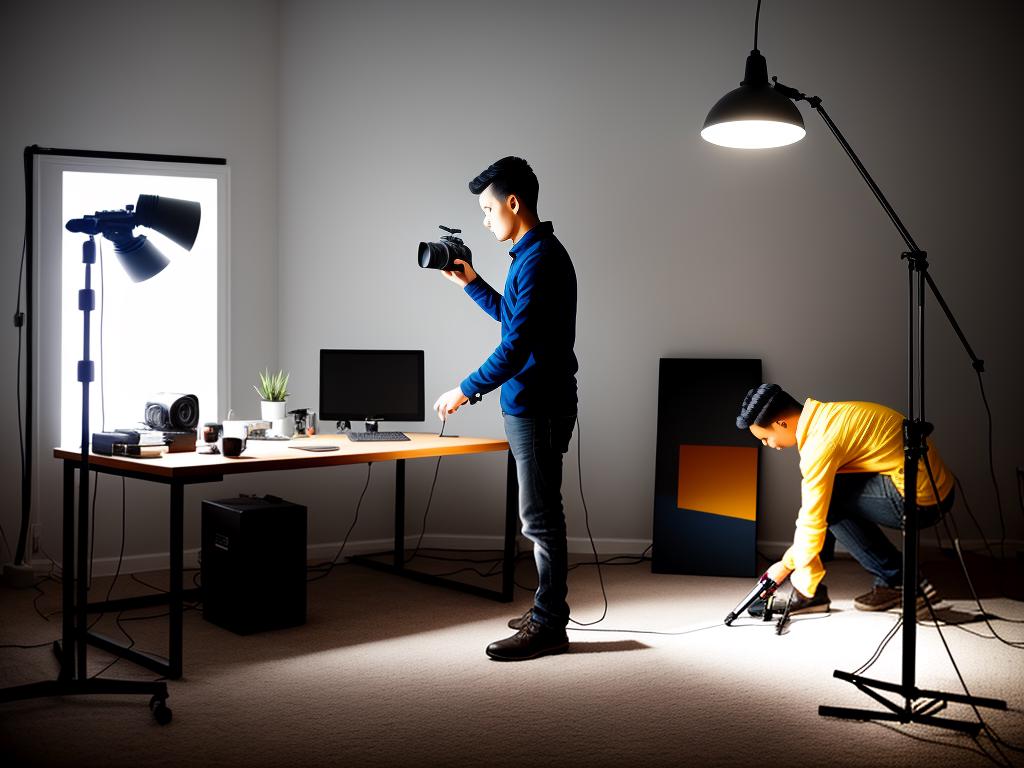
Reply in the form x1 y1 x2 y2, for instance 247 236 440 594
1 0 1020 574
276 0 1023 554
0 0 280 566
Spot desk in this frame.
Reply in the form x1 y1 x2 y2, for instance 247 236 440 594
52 433 514 680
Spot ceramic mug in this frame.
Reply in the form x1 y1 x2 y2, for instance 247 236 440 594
220 435 247 458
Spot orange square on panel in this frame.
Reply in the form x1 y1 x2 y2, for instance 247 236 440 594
677 444 757 522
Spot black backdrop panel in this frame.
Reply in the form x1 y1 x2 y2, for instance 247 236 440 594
651 358 762 576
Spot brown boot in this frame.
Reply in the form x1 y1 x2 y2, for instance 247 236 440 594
507 608 532 630
486 620 569 661
853 579 940 612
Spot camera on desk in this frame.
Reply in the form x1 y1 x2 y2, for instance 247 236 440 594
144 393 199 431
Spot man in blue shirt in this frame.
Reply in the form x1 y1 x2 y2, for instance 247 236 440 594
433 156 579 661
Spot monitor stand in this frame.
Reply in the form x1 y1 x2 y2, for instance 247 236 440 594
332 419 392 435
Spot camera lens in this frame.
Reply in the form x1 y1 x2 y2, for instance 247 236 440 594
417 240 472 271
418 241 447 270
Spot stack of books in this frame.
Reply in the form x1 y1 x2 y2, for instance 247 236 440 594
91 428 197 456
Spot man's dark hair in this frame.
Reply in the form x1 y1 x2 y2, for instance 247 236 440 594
468 156 539 214
736 384 803 429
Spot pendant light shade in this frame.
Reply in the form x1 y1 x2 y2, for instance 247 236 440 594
701 50 805 149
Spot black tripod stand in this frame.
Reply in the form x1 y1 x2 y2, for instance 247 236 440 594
768 81 1008 733
0 237 171 723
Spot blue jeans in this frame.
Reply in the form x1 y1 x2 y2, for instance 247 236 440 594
503 413 576 630
826 473 953 588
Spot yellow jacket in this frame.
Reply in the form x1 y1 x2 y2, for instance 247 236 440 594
782 398 954 597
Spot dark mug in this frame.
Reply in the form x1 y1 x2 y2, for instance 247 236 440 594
220 435 246 458
202 422 222 444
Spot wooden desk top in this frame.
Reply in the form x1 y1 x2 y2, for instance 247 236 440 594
54 432 509 480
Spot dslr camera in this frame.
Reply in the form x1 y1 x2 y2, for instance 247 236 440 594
418 225 472 272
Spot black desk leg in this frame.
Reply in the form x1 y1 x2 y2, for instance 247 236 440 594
82 479 186 680
502 450 518 601
394 459 405 570
60 460 75 680
348 452 516 603
76 463 89 681
0 459 171 722
169 481 184 679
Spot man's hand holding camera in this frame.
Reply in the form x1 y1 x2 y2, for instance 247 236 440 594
441 259 477 287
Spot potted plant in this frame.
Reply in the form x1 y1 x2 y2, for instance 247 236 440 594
254 368 290 424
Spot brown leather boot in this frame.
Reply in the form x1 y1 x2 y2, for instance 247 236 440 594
486 620 569 661
507 608 532 630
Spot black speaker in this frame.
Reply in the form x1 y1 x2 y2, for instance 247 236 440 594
201 495 307 635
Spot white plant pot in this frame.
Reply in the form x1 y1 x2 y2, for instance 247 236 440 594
260 400 287 422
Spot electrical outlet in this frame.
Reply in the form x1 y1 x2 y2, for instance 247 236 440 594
31 524 40 555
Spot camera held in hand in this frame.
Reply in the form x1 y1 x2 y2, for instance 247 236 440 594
418 225 472 272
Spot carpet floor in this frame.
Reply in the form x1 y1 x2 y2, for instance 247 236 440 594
2 550 1023 767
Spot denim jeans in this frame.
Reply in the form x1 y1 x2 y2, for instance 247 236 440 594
826 473 953 588
503 413 576 630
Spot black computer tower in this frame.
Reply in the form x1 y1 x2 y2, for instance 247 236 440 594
201 495 307 635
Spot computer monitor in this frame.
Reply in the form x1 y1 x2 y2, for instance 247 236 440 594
319 349 425 426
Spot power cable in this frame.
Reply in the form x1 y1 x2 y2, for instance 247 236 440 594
395 412 611 626
954 475 1000 564
404 420 447 564
851 615 902 676
307 463 373 582
923 456 1024 647
973 371 1006 559
98 237 106 431
13 234 27 564
921 592 1017 766
87 477 128 632
869 721 1012 768
0 522 12 562
568 415 609 626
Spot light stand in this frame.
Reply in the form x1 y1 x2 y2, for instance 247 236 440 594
777 86 1007 732
701 1 1007 735
0 194 201 724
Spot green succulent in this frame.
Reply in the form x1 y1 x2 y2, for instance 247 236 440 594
253 368 290 401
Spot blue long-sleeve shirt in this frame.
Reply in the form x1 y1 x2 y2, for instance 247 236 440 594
459 221 578 416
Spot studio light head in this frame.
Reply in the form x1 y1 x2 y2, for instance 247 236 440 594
701 49 805 149
418 225 473 272
133 194 202 251
65 194 202 282
700 0 805 149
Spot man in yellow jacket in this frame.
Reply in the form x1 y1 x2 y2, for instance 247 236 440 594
736 383 955 615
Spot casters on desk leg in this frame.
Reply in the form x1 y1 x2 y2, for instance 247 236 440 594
150 694 173 725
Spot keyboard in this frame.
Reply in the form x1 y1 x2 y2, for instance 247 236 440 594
346 431 410 442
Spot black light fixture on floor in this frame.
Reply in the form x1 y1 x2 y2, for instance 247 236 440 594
0 194 201 724
702 0 1005 735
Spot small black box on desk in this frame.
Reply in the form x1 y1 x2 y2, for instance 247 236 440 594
92 429 197 455
201 495 307 635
